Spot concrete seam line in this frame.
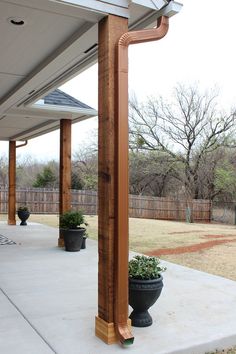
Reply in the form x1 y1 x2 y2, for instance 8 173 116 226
0 287 58 354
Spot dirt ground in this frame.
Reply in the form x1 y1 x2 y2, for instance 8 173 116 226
207 349 236 354
128 218 236 282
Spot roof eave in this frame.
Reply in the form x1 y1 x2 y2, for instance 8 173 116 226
31 103 97 117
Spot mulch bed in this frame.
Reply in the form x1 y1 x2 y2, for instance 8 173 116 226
147 238 236 256
203 234 236 238
168 230 204 235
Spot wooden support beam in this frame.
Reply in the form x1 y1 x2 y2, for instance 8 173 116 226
8 141 16 225
96 14 129 344
58 119 72 247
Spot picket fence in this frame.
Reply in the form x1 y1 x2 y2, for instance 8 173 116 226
0 187 211 222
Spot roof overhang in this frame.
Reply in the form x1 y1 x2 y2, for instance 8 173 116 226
0 104 98 141
0 0 182 141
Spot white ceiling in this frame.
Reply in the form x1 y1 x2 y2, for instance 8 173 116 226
0 0 180 141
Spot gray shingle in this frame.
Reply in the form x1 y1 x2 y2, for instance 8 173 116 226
44 89 93 109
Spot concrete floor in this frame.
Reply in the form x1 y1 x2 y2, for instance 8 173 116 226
0 221 236 354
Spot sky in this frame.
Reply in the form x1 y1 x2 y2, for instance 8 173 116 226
1 0 236 161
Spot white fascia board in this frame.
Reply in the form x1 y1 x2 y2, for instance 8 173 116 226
31 103 98 118
8 105 97 121
7 107 72 120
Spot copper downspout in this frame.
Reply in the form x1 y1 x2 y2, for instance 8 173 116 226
115 16 169 345
16 141 28 149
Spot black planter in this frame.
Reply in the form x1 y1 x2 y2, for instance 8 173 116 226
81 236 87 249
17 210 30 226
129 276 163 327
61 227 85 252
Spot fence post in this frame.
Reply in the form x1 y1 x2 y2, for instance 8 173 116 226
186 206 192 223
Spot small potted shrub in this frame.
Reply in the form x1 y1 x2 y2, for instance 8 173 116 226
128 255 166 327
59 210 88 252
81 231 88 249
17 206 30 226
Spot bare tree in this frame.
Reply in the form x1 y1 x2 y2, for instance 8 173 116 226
129 151 180 196
73 145 98 190
0 155 8 186
129 84 236 199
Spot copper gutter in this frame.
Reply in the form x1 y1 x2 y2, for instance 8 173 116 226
16 140 28 148
115 16 169 345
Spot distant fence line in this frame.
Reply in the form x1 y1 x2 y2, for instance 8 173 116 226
0 187 211 222
211 201 236 225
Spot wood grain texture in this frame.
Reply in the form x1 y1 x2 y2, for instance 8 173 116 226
95 316 131 345
97 14 128 326
58 119 72 246
8 141 16 225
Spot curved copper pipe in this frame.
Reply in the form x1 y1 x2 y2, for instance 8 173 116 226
16 140 28 148
119 16 169 47
115 16 169 345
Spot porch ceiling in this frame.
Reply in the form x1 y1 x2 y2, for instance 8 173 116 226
0 0 181 141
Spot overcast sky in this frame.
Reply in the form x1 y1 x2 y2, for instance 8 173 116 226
1 0 236 161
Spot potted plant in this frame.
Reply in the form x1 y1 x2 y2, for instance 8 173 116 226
17 205 30 226
81 231 88 249
59 210 88 252
128 255 166 327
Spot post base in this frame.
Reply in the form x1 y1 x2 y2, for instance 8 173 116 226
95 316 131 345
8 220 16 225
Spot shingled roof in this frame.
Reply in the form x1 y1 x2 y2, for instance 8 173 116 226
43 89 93 110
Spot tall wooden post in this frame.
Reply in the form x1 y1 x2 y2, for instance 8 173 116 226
95 15 129 344
8 141 16 225
58 119 72 247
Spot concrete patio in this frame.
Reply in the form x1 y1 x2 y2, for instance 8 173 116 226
0 221 236 354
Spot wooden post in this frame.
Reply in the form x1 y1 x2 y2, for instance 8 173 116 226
8 141 16 225
58 119 72 247
95 15 129 344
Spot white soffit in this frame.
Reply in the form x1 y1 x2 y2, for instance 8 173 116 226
54 0 130 18
0 0 182 141
131 0 167 11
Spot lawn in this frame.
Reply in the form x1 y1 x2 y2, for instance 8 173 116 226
2 213 236 281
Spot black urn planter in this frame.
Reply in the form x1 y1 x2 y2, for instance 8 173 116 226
129 275 163 327
61 227 85 252
17 210 30 226
81 236 87 249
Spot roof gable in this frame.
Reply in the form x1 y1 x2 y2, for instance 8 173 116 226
44 89 93 109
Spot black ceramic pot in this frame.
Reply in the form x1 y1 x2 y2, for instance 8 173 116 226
17 210 30 226
81 236 87 249
61 227 85 252
129 275 163 327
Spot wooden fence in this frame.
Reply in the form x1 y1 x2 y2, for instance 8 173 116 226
0 187 211 222
129 195 211 222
